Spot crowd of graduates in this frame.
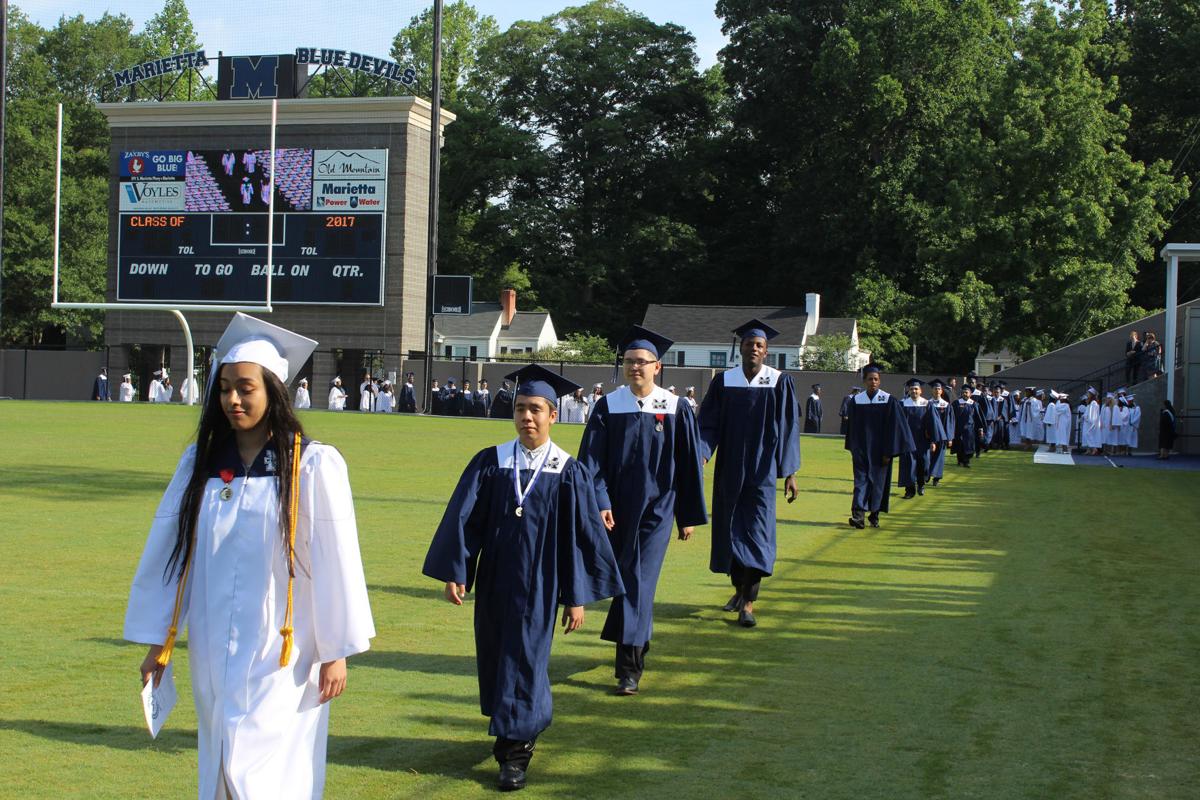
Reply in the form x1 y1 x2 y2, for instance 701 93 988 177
121 313 1185 797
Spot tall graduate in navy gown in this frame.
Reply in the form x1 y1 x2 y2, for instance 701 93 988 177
699 319 800 628
951 384 985 466
92 367 110 401
898 378 946 499
578 326 707 695
845 364 914 529
927 380 955 485
423 364 623 792
804 384 823 433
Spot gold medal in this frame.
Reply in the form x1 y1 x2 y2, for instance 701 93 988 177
515 506 523 518
220 486 233 501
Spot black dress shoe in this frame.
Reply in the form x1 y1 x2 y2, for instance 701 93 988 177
902 489 915 499
738 609 757 628
722 593 742 612
499 762 527 791
615 677 639 696
917 486 925 496
849 516 865 529
868 515 880 528
932 477 940 486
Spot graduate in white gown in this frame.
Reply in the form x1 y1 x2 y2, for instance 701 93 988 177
376 381 394 413
1042 391 1060 448
1100 393 1120 454
119 373 135 402
1082 388 1103 454
1124 395 1141 451
180 371 200 405
328 377 347 411
1115 396 1131 455
125 314 374 800
294 378 311 409
148 369 166 403
1052 392 1073 453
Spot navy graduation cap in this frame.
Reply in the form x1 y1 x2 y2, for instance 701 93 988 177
505 364 581 407
618 325 674 360
861 363 883 375
733 318 781 343
904 377 923 388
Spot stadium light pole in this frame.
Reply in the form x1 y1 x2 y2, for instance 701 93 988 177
0 0 8 341
422 0 444 414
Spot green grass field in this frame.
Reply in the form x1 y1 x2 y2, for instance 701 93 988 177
1 402 1198 799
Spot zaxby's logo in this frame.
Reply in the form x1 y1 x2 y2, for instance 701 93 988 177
119 181 184 211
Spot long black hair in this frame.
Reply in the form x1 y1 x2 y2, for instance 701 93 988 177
165 363 305 581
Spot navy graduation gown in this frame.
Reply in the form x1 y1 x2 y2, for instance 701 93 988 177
422 440 623 741
699 365 801 576
804 395 823 433
845 389 914 513
578 385 708 648
93 375 110 401
490 389 514 419
398 383 417 413
898 398 946 488
839 394 853 436
929 399 955 478
951 398 985 455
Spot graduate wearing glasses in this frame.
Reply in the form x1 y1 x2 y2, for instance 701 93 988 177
125 314 375 799
699 320 801 628
423 364 623 792
578 326 707 696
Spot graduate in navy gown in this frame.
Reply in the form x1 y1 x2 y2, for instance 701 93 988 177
423 364 623 792
951 384 985 466
927 380 955 486
838 386 861 436
578 326 707 695
804 384 823 433
699 319 800 629
92 367 110 401
845 364 915 529
398 373 417 413
490 380 514 419
898 378 946 499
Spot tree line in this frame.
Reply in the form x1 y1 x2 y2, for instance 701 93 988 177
2 0 1196 372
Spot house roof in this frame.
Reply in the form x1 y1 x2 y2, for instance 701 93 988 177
814 318 856 338
434 302 501 338
642 304 855 347
498 312 551 339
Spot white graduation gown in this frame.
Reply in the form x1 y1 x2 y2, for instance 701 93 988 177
124 443 375 800
1042 402 1058 445
376 391 393 413
359 383 374 412
1053 401 1072 446
1083 401 1102 449
1124 407 1141 448
180 379 200 405
294 386 311 410
1101 405 1120 446
148 379 164 403
328 388 346 411
119 382 135 402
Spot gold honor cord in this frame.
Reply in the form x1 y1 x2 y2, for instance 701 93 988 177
156 433 303 671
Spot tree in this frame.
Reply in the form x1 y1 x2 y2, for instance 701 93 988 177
139 0 209 101
535 332 614 363
475 0 718 340
391 0 500 106
803 333 855 371
713 0 1185 370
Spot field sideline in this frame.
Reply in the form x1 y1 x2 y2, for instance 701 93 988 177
1 403 1197 799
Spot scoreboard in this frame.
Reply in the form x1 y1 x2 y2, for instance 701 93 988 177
116 148 388 305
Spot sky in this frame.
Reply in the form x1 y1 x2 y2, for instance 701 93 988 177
18 0 728 68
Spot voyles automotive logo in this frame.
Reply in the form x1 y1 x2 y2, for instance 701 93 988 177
119 180 184 210
315 150 385 179
124 182 181 202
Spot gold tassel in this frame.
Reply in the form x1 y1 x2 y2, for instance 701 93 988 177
279 433 301 668
157 545 193 668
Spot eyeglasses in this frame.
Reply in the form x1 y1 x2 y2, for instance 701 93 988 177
621 358 658 368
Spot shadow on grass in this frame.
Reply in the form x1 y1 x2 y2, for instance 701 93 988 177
0 465 168 500
0 719 492 783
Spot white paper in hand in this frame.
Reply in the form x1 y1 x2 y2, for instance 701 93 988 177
141 663 177 739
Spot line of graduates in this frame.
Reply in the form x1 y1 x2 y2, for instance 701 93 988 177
424 318 800 791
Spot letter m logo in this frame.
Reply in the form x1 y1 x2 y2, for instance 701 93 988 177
230 56 279 99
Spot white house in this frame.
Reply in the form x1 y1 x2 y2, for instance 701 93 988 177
641 293 870 370
434 289 558 359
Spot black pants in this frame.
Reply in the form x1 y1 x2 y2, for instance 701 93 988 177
615 641 650 680
730 560 768 602
494 736 537 769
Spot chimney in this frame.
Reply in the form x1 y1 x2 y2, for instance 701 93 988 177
804 292 820 337
500 288 517 326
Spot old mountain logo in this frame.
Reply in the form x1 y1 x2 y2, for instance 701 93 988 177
316 150 385 179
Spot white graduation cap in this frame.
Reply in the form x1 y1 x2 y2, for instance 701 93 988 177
1105 392 1115 399
1049 390 1060 400
122 373 132 380
153 368 164 377
213 313 317 387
